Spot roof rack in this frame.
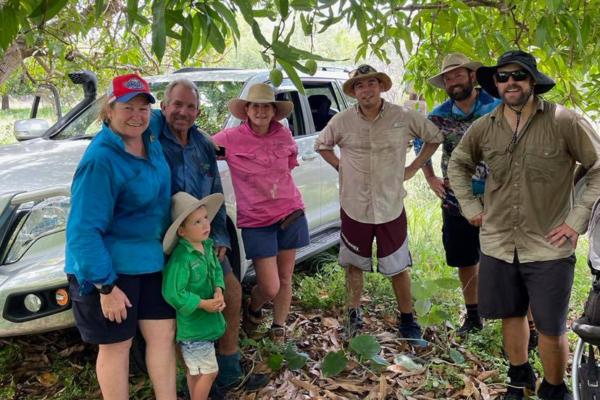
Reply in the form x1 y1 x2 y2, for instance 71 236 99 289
173 67 241 74
319 66 350 73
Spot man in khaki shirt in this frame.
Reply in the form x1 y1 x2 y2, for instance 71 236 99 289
449 50 600 400
315 65 441 347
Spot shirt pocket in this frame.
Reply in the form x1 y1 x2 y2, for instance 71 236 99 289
121 171 156 211
525 147 568 184
273 148 292 170
482 148 509 185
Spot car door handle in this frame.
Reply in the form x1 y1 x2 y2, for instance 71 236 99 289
301 152 318 161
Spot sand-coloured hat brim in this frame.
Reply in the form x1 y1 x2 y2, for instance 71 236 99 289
162 193 224 255
476 62 556 98
342 72 393 98
228 98 294 121
427 61 484 89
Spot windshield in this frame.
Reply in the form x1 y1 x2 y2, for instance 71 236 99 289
54 80 244 140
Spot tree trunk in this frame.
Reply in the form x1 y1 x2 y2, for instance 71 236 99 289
1 95 8 110
0 37 36 88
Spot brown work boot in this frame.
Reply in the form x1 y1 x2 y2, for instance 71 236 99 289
242 298 264 334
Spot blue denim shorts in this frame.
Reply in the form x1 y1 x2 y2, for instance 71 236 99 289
180 340 218 375
241 215 309 260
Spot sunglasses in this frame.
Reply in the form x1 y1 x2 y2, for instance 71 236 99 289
349 65 377 79
495 70 529 83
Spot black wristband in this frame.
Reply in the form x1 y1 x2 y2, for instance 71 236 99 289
97 282 116 295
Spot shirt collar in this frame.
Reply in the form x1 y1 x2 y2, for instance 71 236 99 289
355 99 388 119
162 122 196 147
178 237 214 254
491 96 545 125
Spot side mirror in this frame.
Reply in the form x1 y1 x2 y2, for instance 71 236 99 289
13 119 51 141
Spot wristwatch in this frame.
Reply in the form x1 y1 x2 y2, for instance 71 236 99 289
95 282 116 295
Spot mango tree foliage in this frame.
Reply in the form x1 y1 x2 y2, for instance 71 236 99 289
1 0 599 110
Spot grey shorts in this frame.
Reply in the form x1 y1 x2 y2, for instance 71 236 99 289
180 340 218 375
478 251 576 336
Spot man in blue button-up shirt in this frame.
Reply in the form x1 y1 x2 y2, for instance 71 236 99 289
148 78 247 393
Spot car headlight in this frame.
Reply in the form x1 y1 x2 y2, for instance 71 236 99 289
5 196 70 263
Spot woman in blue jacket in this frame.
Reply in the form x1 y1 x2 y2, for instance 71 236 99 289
65 74 176 400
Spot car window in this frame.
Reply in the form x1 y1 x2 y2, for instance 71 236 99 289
304 83 342 134
337 79 357 108
54 81 244 140
275 89 305 137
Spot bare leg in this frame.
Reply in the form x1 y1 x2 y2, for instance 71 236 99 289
96 339 132 400
538 332 569 384
391 270 413 314
250 256 280 312
502 316 529 366
190 372 218 400
345 265 364 308
139 319 177 400
219 272 242 355
458 264 478 305
272 249 296 326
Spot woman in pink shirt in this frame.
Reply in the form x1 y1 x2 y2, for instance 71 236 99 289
213 83 308 342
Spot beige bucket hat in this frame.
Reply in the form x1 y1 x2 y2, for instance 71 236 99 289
228 83 294 121
162 192 224 255
427 53 484 89
342 65 393 98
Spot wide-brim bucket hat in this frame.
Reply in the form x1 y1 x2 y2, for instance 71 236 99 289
342 65 393 98
427 53 484 89
163 192 224 255
476 50 556 98
228 83 293 121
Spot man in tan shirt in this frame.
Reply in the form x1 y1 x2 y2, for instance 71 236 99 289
315 65 441 347
449 50 600 400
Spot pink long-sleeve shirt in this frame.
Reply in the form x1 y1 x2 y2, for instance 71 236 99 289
213 120 305 228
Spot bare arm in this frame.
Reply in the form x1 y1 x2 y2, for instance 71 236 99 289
405 142 440 181
318 149 340 171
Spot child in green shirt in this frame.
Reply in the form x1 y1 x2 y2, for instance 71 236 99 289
162 192 227 400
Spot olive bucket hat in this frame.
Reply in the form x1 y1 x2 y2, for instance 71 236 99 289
476 50 556 98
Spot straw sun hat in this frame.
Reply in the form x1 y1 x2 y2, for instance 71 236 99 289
427 53 484 89
228 83 294 121
162 192 224 255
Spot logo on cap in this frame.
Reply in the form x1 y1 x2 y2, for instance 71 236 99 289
124 78 145 91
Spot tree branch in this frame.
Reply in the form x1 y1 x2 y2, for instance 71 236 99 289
394 0 506 12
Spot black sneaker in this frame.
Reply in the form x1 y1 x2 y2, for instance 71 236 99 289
456 318 483 337
537 379 572 400
528 329 539 353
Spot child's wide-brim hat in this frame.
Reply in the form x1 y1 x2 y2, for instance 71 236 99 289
228 83 294 121
162 192 224 255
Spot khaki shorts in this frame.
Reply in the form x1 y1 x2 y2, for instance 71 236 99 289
180 340 218 375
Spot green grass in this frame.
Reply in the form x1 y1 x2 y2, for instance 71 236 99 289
0 108 59 145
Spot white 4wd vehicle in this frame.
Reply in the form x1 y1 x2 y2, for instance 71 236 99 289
0 68 348 336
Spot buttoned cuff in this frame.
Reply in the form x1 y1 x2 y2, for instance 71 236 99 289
180 294 202 317
565 210 589 235
459 199 484 221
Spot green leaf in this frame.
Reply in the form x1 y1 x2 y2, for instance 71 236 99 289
268 354 284 371
272 41 300 62
536 16 548 49
349 335 380 361
211 2 240 39
285 43 338 61
250 20 270 47
300 13 312 36
180 16 193 63
322 350 347 378
29 0 69 20
126 0 138 27
275 0 290 20
291 0 314 12
318 14 344 33
287 352 308 370
278 58 305 95
433 278 461 290
95 0 104 19
151 0 166 61
0 5 19 52
412 282 431 301
188 14 203 60
414 299 431 316
207 20 226 54
449 349 465 364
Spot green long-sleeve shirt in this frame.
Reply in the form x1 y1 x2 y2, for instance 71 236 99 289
162 238 226 342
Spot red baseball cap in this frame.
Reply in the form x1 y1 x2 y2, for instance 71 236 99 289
107 74 156 104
